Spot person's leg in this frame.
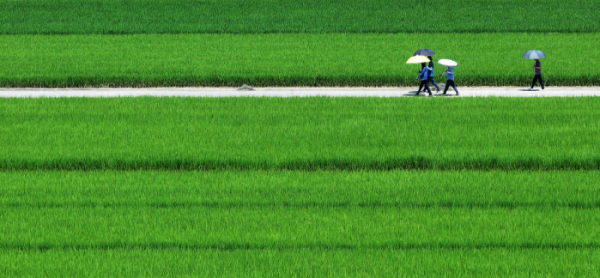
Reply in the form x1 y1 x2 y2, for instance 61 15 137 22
417 81 425 95
451 80 459 95
425 82 432 95
446 80 458 95
429 77 441 91
443 80 450 94
539 75 544 89
531 75 540 88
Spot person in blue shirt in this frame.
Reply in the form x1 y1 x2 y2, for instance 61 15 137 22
416 63 432 96
427 56 441 92
441 66 459 96
527 59 544 91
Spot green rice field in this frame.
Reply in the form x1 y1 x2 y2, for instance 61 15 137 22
1 98 599 170
1 170 600 276
1 33 599 87
1 0 600 86
2 0 599 34
3 0 600 276
1 98 600 276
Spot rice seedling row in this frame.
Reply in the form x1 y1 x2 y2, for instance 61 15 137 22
3 170 599 276
1 97 598 170
1 33 599 87
1 206 598 249
2 0 599 34
2 248 599 277
2 171 599 208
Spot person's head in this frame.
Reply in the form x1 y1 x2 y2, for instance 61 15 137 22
427 56 432 61
534 59 539 62
421 63 426 68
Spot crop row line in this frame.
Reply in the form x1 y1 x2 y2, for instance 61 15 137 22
3 203 600 209
1 158 599 171
3 243 600 251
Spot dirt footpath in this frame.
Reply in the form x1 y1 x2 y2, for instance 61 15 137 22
0 87 599 97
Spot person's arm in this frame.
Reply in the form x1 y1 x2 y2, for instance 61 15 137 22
441 70 448 76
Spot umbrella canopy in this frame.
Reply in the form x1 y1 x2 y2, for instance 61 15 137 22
407 55 430 64
413 49 436 56
437 59 458 67
522 50 546 59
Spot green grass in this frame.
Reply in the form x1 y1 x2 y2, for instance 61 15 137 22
2 171 599 208
1 0 599 34
1 97 599 170
2 249 599 277
1 33 598 87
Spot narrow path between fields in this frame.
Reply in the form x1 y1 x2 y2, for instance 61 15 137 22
1 87 599 97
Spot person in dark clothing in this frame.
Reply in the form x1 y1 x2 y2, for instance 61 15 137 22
528 59 544 90
416 63 432 96
441 66 459 96
427 56 440 92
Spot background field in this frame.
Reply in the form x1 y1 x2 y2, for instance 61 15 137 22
1 0 599 87
1 33 598 87
1 0 599 34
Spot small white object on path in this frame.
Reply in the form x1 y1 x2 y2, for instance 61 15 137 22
0 87 599 98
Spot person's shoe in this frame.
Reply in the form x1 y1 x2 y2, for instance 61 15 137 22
527 88 534 91
455 93 460 96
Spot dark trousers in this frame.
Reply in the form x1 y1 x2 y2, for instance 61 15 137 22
417 80 432 95
428 76 440 91
531 75 544 89
443 80 459 94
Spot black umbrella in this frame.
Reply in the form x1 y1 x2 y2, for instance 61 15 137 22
413 49 436 56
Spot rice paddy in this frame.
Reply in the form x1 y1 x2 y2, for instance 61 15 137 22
1 33 599 87
2 0 600 276
0 98 599 170
1 170 600 276
2 0 599 34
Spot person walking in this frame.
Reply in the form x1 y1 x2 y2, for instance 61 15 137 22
441 66 459 96
427 56 441 92
528 59 544 90
416 63 432 96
